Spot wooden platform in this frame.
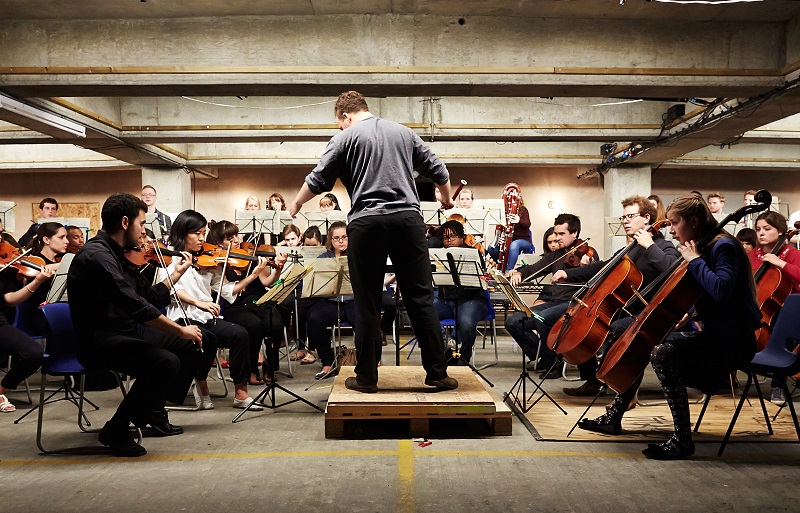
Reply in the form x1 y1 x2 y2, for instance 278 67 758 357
325 366 512 438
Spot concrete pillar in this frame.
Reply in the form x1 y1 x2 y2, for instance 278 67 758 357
603 165 651 257
141 166 192 216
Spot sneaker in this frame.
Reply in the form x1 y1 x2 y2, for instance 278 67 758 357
771 387 787 406
192 384 214 410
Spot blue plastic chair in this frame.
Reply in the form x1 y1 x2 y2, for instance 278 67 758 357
9 303 44 404
16 303 123 453
718 294 800 456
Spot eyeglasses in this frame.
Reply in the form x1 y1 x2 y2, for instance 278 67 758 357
330 235 348 242
141 193 156 198
618 213 640 222
442 234 463 241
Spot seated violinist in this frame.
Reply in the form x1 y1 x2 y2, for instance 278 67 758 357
578 193 760 460
288 226 323 363
434 220 489 365
504 213 598 379
552 196 679 397
749 211 800 405
19 222 68 336
158 210 260 411
67 193 204 457
66 225 85 253
206 220 287 385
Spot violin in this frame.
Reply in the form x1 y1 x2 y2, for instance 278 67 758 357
547 220 671 365
124 240 184 269
597 190 772 394
198 243 280 271
0 241 48 279
753 229 797 351
563 238 597 268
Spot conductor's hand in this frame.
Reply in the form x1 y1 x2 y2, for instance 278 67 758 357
508 270 522 287
440 197 454 210
198 301 220 317
289 201 302 217
552 270 568 283
179 325 203 345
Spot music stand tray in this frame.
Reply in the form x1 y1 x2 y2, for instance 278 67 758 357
299 211 347 236
0 200 16 233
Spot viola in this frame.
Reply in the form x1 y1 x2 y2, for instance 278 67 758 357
564 238 596 268
597 190 772 394
547 220 671 366
0 241 47 279
124 241 184 269
753 229 797 351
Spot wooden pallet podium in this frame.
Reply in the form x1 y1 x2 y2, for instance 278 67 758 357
325 366 511 438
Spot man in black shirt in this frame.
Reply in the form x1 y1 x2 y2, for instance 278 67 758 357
68 193 202 457
289 90 457 392
504 213 598 379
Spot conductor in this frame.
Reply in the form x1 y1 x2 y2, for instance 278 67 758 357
289 90 458 393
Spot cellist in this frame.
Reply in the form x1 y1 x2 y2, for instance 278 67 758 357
749 211 800 405
552 196 679 397
579 193 760 460
504 213 598 379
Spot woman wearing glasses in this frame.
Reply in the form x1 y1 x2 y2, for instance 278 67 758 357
305 221 354 379
552 196 680 397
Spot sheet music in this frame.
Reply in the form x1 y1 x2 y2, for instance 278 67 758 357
46 252 74 303
0 200 16 232
256 262 312 305
420 201 445 225
144 213 163 241
301 256 353 297
492 269 533 317
234 209 279 235
275 245 328 279
299 211 347 235
429 247 486 289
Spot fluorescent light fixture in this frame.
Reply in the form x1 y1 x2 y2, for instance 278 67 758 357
654 0 762 4
0 93 86 138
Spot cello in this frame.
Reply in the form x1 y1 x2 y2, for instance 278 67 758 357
547 220 671 366
753 229 797 351
597 190 771 394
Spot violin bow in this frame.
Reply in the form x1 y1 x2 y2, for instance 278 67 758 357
519 238 591 284
152 242 200 351
0 247 33 273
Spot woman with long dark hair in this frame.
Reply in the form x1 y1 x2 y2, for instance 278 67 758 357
161 210 261 411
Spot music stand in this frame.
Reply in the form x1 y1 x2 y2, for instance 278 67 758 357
46 253 74 304
298 211 347 237
0 200 16 233
301 256 353 389
235 209 279 245
493 270 567 416
232 263 321 422
429 247 493 386
420 201 446 227
144 213 163 243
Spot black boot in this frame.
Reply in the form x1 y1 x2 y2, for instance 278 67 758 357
642 435 695 460
577 393 626 435
146 409 184 436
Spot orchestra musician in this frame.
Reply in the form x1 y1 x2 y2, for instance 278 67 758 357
159 210 261 411
736 228 757 254
504 213 598 379
287 226 323 364
67 193 203 457
748 211 800 405
578 193 760 460
648 195 666 222
487 195 533 273
244 195 261 211
289 90 457 393
267 193 287 211
304 221 353 379
141 185 172 242
458 188 474 209
206 220 288 385
66 225 85 253
434 220 489 365
18 197 58 248
19 222 69 336
553 196 680 397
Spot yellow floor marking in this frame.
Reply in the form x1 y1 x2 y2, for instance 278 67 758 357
397 440 415 513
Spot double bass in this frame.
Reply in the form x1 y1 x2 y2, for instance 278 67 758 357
547 220 671 366
597 190 772 393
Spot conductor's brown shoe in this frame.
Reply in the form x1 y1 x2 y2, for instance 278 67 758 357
424 375 459 390
344 377 378 393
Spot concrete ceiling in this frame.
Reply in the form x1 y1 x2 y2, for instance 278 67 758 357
1 1 799 173
0 0 798 22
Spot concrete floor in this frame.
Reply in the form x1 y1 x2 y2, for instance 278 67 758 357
1 334 798 513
